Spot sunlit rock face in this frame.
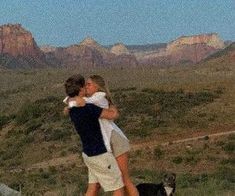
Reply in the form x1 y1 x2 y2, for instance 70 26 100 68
138 33 225 66
0 24 47 68
0 24 44 58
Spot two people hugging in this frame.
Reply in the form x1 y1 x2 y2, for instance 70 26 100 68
64 74 139 196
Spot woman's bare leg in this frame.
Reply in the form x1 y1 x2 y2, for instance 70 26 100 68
116 153 139 196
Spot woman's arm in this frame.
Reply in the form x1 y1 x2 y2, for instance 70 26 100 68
100 105 119 120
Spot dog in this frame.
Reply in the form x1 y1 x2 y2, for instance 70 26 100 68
136 173 176 196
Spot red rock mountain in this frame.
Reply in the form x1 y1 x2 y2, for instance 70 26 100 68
43 38 138 68
138 33 225 66
203 42 235 63
0 23 228 69
0 24 46 68
111 43 130 55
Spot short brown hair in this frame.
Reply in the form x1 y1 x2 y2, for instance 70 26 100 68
64 74 85 97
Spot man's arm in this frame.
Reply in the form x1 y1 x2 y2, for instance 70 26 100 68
100 105 119 120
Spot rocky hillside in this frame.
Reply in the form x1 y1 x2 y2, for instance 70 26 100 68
0 24 47 68
167 33 224 51
110 43 130 55
138 33 225 66
43 38 138 68
0 23 229 69
204 42 235 62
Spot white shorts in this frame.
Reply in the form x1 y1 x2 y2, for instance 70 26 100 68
82 152 124 192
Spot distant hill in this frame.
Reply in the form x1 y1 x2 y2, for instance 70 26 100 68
138 33 226 66
203 42 235 61
42 38 138 68
0 23 231 69
105 43 167 53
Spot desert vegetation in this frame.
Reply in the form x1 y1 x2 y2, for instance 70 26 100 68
0 60 234 195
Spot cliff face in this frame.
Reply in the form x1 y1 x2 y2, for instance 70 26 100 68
0 24 227 69
50 45 104 68
167 33 225 51
0 24 44 58
0 24 47 68
138 33 225 66
111 43 129 55
44 39 138 68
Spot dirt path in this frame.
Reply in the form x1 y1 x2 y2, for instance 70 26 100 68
8 130 235 173
131 130 235 151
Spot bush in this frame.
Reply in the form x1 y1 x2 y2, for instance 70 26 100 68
177 173 208 188
172 156 183 164
48 166 57 174
184 155 200 165
40 171 50 179
15 96 63 125
220 158 235 165
0 115 10 129
222 142 234 154
15 102 45 125
154 146 164 159
44 128 72 141
214 166 235 185
25 119 42 134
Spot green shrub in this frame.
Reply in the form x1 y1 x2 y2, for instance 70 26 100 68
177 173 208 188
0 148 20 161
6 128 23 138
60 151 67 156
44 128 72 141
0 115 10 129
15 96 63 125
48 166 57 174
25 119 42 134
23 134 35 143
227 134 235 141
172 156 183 164
40 171 50 179
214 166 235 186
220 158 235 165
154 146 164 159
67 146 80 153
222 142 234 154
15 103 44 125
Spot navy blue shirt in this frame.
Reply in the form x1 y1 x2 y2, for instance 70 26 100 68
69 103 107 156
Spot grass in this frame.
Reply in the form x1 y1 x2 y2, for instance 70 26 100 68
113 88 223 139
0 61 234 195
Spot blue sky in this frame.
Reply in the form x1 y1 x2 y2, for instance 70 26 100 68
0 0 234 46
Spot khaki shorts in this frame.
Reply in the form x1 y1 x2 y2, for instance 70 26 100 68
82 152 124 192
111 131 130 157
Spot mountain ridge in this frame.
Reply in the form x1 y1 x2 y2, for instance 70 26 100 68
0 23 231 69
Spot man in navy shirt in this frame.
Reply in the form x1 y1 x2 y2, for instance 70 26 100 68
64 74 124 196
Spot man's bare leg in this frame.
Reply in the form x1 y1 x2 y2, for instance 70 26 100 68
85 183 100 196
113 187 124 196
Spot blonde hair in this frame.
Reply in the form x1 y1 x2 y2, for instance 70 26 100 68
89 75 114 105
